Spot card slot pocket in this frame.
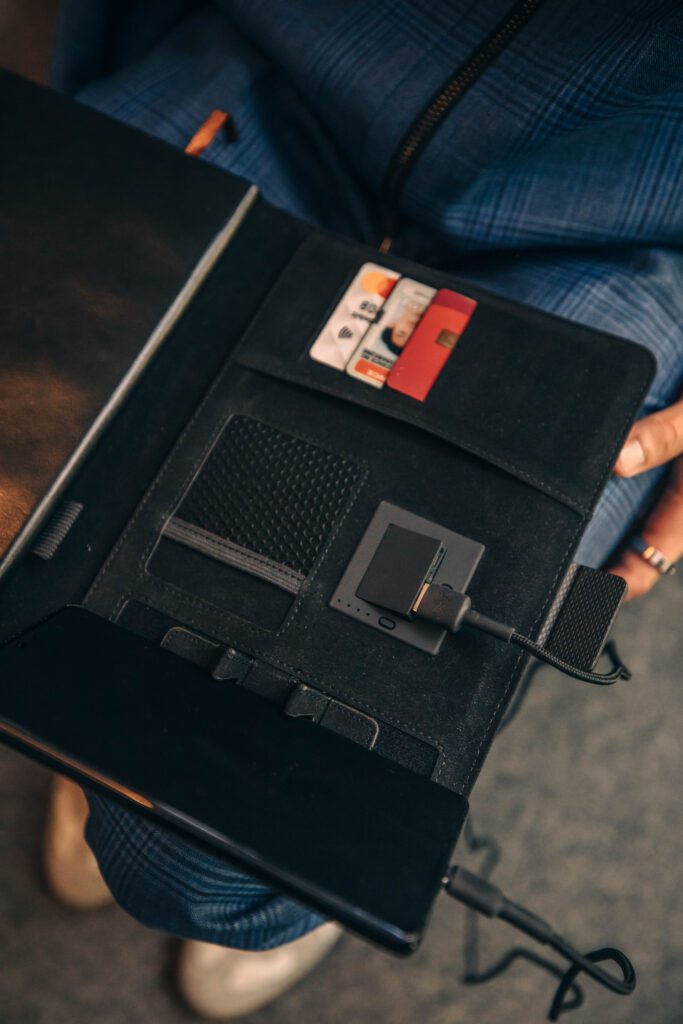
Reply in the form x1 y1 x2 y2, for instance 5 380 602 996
146 411 363 630
148 536 295 630
163 517 305 596
233 234 655 517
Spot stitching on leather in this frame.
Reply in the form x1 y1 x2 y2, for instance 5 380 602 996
164 518 305 593
161 627 218 655
121 579 446 759
272 460 368 638
86 358 242 604
133 412 365 604
111 593 129 622
86 237 322 602
140 424 367 640
322 703 377 748
587 366 654 507
92 286 653 793
166 520 304 583
137 568 277 637
236 359 588 513
458 353 654 790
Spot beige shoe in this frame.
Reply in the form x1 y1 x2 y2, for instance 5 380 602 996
177 922 342 1020
44 774 113 910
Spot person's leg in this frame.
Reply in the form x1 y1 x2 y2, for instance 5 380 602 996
45 781 340 1019
83 793 327 950
44 776 113 910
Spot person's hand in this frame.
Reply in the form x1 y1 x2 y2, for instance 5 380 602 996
610 398 683 599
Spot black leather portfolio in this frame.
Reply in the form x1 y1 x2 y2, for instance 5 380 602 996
0 72 655 952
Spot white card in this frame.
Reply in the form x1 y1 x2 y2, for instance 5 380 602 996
346 277 436 388
309 263 400 371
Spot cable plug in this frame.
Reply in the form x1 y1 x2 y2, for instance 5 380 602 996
413 583 630 686
443 865 636 1019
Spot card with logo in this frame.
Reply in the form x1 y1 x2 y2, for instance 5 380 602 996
309 263 399 371
386 288 478 401
345 277 436 388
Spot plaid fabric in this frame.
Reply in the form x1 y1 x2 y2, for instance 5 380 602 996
54 0 683 948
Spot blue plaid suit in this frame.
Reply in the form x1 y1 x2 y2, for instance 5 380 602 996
52 0 683 948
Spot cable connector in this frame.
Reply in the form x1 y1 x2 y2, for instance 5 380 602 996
353 520 630 685
412 583 471 630
413 583 631 686
443 865 636 1020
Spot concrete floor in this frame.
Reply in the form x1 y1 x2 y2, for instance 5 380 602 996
1 4 683 1022
2 582 682 1024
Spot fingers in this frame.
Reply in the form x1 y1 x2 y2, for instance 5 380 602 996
615 398 683 477
609 459 683 599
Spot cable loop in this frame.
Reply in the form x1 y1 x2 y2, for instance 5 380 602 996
549 947 636 1021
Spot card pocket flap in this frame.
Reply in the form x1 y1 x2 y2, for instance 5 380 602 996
233 235 655 516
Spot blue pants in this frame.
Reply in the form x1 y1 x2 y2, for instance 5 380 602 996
54 0 683 949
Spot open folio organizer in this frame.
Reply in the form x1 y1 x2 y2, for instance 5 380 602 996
0 71 654 985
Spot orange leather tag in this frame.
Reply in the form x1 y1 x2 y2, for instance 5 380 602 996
185 110 230 157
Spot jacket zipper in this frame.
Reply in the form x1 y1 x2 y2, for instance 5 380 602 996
379 0 545 252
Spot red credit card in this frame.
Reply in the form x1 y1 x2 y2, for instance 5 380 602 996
386 288 477 401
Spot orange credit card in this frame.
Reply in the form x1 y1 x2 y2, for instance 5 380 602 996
386 288 477 401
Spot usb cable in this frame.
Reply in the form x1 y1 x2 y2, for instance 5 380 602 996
412 584 631 685
443 864 636 1019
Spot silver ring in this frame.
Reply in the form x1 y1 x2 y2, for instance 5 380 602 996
630 536 678 577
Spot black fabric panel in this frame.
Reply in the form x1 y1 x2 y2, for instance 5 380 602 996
177 414 360 574
84 367 583 794
112 598 438 776
82 215 653 794
374 723 438 778
161 627 221 672
234 235 655 516
0 74 653 805
148 537 293 631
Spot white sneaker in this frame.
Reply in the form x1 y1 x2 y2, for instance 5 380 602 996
177 923 343 1020
43 774 113 910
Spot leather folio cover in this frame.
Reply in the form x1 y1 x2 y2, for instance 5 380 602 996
0 72 655 950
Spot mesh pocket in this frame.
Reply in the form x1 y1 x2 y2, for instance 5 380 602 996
176 415 359 575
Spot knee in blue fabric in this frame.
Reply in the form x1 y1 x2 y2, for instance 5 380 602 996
84 793 326 949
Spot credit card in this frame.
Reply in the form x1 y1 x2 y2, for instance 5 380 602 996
309 263 400 371
346 277 436 388
386 288 478 401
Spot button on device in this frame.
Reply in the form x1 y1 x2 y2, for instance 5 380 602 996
378 616 396 631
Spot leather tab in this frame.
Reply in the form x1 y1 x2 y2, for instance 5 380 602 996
284 683 329 723
160 626 218 669
212 646 254 684
161 627 254 683
284 683 378 749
